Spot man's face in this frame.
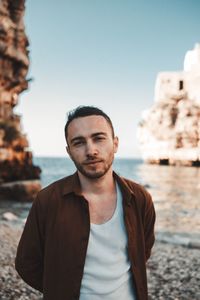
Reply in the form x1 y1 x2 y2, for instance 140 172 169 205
66 115 118 179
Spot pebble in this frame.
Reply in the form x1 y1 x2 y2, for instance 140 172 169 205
2 212 18 222
148 243 200 300
0 223 43 300
0 222 200 300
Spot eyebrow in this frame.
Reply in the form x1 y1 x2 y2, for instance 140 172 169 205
70 132 107 144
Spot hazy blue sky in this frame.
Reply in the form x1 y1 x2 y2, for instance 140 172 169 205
16 0 200 158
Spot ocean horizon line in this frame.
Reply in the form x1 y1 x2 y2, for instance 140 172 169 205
33 155 142 160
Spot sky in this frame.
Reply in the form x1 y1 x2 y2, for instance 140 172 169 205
16 0 200 158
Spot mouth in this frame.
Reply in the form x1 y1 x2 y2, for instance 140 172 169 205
83 160 103 165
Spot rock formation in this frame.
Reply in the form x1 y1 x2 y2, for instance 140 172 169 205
0 0 41 200
138 44 200 166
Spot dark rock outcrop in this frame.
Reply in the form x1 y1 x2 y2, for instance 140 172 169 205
0 0 41 199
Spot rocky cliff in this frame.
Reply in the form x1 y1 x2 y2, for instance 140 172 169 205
138 44 200 166
0 0 41 200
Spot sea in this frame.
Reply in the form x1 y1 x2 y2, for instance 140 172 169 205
1 157 200 235
35 157 143 188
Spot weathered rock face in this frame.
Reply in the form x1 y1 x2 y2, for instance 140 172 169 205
0 0 41 197
0 180 41 201
138 44 200 166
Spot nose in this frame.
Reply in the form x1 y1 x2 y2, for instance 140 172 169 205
85 140 98 157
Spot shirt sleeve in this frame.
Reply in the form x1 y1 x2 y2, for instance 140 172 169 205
15 194 45 292
143 191 156 261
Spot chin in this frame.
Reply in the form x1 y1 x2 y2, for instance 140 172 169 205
81 169 108 179
85 172 105 179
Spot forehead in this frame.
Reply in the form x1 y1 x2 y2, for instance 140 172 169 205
67 115 112 138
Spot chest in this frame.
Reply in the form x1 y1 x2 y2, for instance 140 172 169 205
89 197 117 224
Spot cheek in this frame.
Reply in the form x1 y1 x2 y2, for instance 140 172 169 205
103 143 117 155
71 147 86 159
71 149 80 157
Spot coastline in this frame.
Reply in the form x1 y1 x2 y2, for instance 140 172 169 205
0 220 199 300
1 158 200 299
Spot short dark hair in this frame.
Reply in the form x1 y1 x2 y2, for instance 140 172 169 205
64 106 115 142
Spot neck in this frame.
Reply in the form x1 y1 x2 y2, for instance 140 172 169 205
78 168 115 196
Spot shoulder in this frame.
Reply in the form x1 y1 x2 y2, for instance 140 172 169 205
38 175 69 195
35 174 75 205
119 175 153 209
123 177 151 196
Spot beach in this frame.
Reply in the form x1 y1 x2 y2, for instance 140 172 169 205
0 220 200 300
0 158 200 299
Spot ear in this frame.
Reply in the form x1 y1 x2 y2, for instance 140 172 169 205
113 136 119 153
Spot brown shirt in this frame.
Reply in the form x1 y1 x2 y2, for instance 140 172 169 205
15 171 155 300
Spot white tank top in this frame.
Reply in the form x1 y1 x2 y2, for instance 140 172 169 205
79 183 137 300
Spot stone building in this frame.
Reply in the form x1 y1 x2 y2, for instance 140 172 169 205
138 44 200 166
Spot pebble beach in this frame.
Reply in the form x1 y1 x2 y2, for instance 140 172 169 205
1 159 200 299
0 220 200 300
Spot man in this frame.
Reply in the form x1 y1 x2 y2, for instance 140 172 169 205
15 106 155 300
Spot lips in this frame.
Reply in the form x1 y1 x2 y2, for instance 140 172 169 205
83 160 103 165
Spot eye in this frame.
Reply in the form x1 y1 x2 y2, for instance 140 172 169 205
73 140 85 146
94 136 105 141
